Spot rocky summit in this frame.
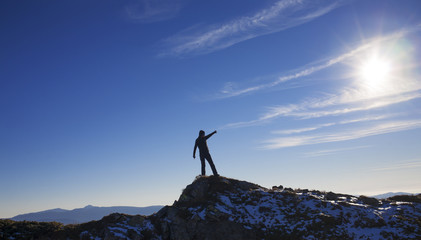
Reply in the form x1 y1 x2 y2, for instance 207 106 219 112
1 176 421 239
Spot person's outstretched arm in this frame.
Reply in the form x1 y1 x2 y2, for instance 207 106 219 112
205 130 217 140
193 141 198 158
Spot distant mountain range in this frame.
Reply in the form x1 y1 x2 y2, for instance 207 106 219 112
370 192 417 199
10 205 163 224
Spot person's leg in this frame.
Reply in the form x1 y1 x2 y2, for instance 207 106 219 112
200 156 206 176
205 154 219 176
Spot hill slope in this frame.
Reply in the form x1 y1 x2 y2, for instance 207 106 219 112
1 176 420 239
11 205 163 224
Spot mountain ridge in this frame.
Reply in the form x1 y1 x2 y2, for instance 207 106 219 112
10 205 164 225
371 192 418 199
1 176 420 239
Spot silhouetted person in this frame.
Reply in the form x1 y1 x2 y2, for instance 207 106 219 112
193 130 219 176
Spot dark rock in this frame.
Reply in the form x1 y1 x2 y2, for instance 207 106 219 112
325 192 338 201
388 194 421 203
358 195 381 207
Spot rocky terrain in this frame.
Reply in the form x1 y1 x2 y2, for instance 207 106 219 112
1 176 420 239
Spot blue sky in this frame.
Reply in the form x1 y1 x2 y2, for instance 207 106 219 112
1 0 421 218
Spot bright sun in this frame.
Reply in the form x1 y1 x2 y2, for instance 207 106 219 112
359 57 391 85
352 50 398 98
351 40 416 100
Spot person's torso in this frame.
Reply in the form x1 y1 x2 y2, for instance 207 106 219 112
196 137 209 154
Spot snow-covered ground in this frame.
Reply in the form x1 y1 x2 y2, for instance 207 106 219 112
185 178 421 239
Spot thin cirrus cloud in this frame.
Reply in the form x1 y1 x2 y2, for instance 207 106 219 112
272 115 391 135
125 0 182 23
303 145 372 158
159 0 348 57
263 91 421 121
221 91 421 129
372 159 421 172
272 123 335 135
262 119 421 149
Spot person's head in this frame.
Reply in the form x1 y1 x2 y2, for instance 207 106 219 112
199 130 205 137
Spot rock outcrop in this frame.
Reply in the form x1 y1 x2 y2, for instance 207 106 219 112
1 176 421 239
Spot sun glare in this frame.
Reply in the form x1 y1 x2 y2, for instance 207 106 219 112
350 37 420 102
353 52 398 98
360 57 391 84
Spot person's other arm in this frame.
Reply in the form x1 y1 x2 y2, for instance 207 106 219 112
193 140 198 158
205 130 217 140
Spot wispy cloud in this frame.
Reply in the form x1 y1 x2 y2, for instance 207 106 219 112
262 120 421 149
303 145 371 157
372 160 421 172
339 115 392 124
272 123 335 135
160 0 348 57
222 91 421 129
272 115 391 135
264 91 421 120
126 0 182 23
